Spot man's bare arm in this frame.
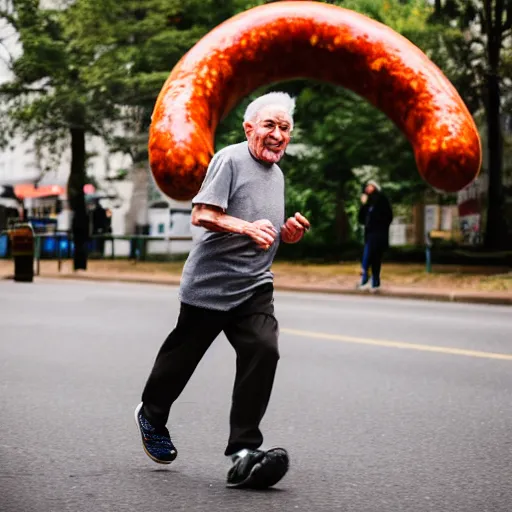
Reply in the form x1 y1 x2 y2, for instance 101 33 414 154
192 204 277 249
192 204 247 234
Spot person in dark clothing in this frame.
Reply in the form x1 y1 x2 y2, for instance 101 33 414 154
91 200 108 255
357 180 393 291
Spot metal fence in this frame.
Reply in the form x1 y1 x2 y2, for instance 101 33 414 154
0 229 194 275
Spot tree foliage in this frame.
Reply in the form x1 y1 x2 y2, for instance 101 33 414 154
0 0 243 267
2 0 504 257
429 0 512 249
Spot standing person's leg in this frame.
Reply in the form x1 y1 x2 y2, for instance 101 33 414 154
135 303 226 464
223 284 289 489
359 240 372 288
371 245 384 289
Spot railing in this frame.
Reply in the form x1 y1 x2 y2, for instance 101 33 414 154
0 229 193 275
39 233 193 271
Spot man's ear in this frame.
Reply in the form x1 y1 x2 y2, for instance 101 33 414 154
243 121 254 139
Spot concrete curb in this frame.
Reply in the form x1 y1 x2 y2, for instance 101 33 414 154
268 284 512 306
46 272 182 287
4 271 510 307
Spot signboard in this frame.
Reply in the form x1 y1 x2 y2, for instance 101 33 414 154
457 174 487 246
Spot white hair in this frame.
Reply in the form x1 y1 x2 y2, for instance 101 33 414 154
367 180 381 191
243 92 296 127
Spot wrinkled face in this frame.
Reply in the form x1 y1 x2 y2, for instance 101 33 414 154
243 107 292 164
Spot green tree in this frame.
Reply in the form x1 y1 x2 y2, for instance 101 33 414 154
0 0 244 268
0 0 122 269
433 0 512 249
475 0 511 249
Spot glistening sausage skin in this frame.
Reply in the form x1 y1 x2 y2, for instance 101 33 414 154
149 1 482 200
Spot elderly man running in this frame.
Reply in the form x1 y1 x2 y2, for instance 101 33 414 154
135 91 310 489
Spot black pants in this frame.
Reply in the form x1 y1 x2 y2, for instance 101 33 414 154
141 284 279 456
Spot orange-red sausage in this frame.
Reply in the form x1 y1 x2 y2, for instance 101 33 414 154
149 1 482 200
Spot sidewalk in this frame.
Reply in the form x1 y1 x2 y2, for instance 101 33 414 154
1 259 511 306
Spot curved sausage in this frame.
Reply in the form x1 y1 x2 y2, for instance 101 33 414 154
149 1 482 200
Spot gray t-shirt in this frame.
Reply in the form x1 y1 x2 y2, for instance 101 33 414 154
179 141 285 311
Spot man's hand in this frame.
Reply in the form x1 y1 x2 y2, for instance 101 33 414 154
361 193 368 204
245 219 278 250
281 212 310 244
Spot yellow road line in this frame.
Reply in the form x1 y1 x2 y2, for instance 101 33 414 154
281 328 512 362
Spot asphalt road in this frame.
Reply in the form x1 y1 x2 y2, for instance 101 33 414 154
1 279 511 512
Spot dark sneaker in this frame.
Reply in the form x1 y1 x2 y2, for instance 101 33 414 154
226 448 289 489
134 403 177 464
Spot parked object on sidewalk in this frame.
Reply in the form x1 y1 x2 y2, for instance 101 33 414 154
9 222 35 282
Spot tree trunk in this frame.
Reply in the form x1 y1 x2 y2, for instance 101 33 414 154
483 0 505 250
484 72 504 249
434 0 442 17
67 126 89 270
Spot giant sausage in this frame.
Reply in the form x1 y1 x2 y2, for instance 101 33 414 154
149 1 482 200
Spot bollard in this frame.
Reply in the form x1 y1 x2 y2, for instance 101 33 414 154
425 231 432 274
9 223 35 282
